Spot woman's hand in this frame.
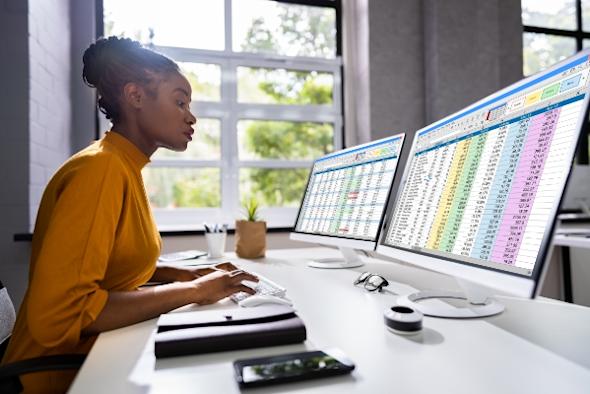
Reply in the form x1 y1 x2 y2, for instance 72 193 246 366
210 262 239 272
191 269 259 305
186 262 240 279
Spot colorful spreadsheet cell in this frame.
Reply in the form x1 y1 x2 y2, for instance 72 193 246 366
541 83 560 100
559 74 582 93
524 90 543 106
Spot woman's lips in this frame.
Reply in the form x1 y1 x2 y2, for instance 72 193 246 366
183 130 194 141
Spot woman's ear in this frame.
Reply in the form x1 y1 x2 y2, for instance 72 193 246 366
122 82 144 109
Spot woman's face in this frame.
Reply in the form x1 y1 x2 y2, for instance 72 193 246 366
138 72 197 152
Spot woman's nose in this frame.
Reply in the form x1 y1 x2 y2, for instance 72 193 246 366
188 111 197 125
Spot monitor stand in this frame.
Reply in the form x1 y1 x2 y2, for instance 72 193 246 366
396 278 505 318
308 246 364 269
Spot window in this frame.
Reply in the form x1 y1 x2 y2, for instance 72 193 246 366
101 0 342 229
522 0 589 162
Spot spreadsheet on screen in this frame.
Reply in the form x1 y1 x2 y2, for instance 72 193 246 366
295 136 403 241
385 55 590 276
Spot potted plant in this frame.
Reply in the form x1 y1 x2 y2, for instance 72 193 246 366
235 197 267 258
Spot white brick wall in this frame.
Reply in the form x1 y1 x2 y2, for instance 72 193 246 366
0 0 32 310
28 0 71 227
0 0 73 310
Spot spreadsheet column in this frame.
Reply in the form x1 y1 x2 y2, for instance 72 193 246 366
387 155 422 245
491 108 559 265
426 140 469 250
471 120 528 260
306 170 323 233
355 163 371 235
329 168 346 234
363 161 383 236
439 133 487 253
452 129 504 256
412 151 444 247
515 100 585 269
415 145 454 247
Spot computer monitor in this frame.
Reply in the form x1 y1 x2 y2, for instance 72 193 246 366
291 134 405 268
377 49 590 318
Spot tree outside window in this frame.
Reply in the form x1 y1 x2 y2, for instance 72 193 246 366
103 0 342 227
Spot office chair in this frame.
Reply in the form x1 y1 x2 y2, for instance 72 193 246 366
0 280 86 393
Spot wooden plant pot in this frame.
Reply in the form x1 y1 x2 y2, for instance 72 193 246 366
235 220 267 259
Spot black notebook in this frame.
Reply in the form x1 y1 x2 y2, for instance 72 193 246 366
154 305 306 359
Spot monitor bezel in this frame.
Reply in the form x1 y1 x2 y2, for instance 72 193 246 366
377 49 590 298
291 133 406 248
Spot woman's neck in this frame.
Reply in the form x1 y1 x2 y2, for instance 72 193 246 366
110 122 157 158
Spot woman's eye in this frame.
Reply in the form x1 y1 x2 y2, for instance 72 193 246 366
177 100 185 107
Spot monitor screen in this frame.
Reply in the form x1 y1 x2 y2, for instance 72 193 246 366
382 52 590 279
294 134 405 242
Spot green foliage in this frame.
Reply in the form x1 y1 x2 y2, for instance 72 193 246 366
278 5 336 58
173 176 220 208
242 196 261 221
239 5 335 207
244 121 333 160
240 3 335 58
244 169 309 207
256 71 332 105
143 168 220 208
241 18 277 53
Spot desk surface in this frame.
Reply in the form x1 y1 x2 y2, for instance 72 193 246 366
69 248 590 394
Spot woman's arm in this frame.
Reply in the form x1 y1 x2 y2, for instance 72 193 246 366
149 262 240 283
81 269 257 336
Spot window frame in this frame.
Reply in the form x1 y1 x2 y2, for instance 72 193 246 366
522 0 589 163
97 0 344 230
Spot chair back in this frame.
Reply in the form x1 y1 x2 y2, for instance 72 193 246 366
0 281 16 360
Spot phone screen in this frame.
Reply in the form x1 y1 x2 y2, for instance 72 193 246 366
234 349 354 388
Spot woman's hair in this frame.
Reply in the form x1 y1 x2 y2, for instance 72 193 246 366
82 36 180 122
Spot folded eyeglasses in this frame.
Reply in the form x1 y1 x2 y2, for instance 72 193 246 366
353 272 389 292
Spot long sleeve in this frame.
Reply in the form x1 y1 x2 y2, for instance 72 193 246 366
1 132 160 393
26 156 125 348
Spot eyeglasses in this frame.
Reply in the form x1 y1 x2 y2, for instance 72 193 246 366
354 272 389 292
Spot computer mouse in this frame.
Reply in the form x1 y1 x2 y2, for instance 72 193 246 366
238 294 293 308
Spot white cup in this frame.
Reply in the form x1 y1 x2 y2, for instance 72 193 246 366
205 232 227 258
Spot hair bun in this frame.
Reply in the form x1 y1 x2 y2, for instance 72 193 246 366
82 36 141 88
81 36 179 122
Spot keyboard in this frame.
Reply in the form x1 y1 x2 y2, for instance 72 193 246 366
230 274 287 304
158 250 207 262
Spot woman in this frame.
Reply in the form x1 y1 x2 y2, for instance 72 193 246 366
1 36 257 393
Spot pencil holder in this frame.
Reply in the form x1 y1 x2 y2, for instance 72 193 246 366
205 232 227 258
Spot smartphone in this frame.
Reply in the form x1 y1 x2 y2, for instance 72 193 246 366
233 348 355 388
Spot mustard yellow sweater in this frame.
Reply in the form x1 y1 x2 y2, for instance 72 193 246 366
2 132 161 393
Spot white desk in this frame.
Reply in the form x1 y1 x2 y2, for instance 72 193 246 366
69 248 590 394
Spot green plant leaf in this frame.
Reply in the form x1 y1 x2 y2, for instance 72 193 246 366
242 196 260 221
